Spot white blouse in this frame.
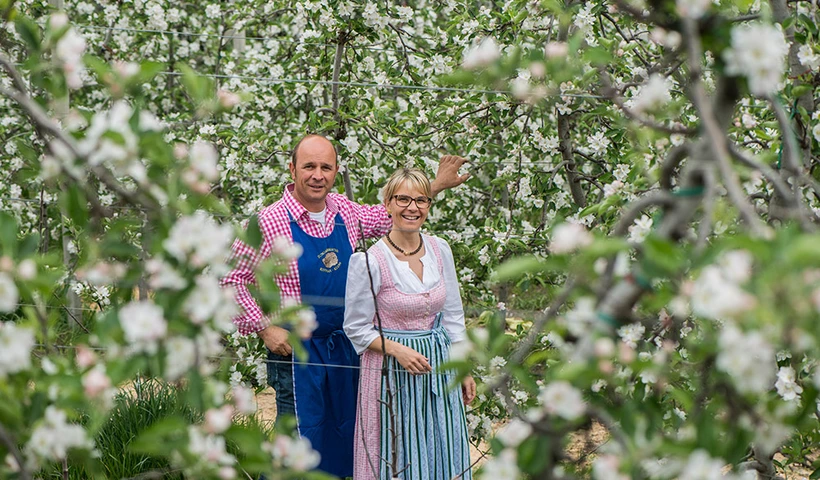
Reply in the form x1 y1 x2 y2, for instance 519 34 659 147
343 235 466 355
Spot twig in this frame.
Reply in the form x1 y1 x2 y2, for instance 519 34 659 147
0 423 31 480
682 19 769 237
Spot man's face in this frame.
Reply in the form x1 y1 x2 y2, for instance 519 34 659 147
289 137 339 213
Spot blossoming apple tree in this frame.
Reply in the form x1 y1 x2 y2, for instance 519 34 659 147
1 0 820 478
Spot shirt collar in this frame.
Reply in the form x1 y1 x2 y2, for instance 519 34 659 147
283 183 340 220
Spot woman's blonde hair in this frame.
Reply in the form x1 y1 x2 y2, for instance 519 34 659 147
382 167 432 204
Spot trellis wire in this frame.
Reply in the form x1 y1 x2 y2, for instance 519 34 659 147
34 342 481 376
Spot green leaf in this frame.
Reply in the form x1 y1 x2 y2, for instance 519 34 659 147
494 255 549 282
0 212 18 255
62 184 88 230
784 234 820 267
129 416 189 456
14 15 41 53
245 214 263 249
791 83 813 99
583 46 613 66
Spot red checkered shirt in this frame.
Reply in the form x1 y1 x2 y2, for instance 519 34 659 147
221 184 391 335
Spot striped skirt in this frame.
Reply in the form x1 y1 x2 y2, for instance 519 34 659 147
354 322 472 480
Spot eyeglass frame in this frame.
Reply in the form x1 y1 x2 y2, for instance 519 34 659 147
391 194 433 208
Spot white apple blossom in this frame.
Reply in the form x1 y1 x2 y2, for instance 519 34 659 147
187 426 235 466
480 448 519 480
267 435 321 471
691 266 756 320
26 406 95 463
295 309 317 339
550 222 593 254
119 300 168 354
164 211 234 267
679 450 724 480
617 323 645 349
232 384 257 415
462 37 501 69
676 0 711 18
631 74 672 114
190 140 220 182
797 44 820 71
0 272 19 312
723 23 789 96
539 381 585 420
717 250 753 284
716 323 775 394
775 366 803 402
495 418 532 447
184 274 224 324
0 322 35 377
146 259 187 290
628 215 653 243
165 336 196 381
54 27 87 90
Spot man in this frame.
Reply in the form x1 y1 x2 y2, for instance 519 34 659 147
221 134 469 477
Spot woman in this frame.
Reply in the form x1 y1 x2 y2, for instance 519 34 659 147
344 167 476 480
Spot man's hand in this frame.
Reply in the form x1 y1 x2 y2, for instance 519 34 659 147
430 155 470 197
461 375 477 405
259 325 292 356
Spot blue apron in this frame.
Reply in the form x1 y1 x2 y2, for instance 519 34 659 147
289 211 358 478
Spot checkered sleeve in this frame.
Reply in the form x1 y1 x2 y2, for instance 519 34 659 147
336 195 391 243
220 204 300 335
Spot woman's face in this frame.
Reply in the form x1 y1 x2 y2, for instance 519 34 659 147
387 181 431 233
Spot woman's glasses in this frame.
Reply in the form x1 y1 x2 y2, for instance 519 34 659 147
392 195 432 208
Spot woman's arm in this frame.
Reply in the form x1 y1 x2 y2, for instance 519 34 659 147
436 238 467 343
365 337 432 375
343 252 381 355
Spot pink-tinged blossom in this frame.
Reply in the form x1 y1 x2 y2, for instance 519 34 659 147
204 405 234 434
592 454 629 480
187 427 235 466
0 322 34 377
723 23 788 96
82 364 113 400
550 222 593 254
266 435 321 471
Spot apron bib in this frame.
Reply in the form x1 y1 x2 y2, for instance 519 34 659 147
289 211 358 478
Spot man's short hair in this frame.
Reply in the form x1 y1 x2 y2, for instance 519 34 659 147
291 134 338 166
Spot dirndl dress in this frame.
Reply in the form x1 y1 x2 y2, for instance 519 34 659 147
353 237 472 480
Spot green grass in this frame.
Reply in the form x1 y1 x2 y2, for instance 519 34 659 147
41 379 201 480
